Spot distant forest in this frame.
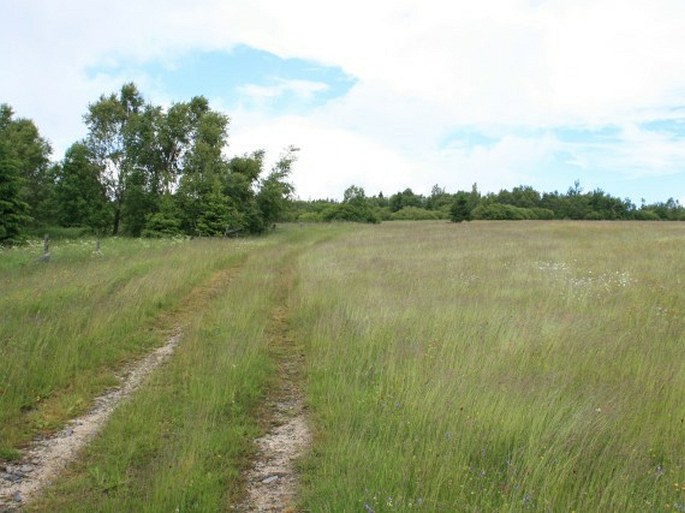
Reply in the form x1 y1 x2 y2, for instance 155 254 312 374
1 83 684 243
290 182 685 224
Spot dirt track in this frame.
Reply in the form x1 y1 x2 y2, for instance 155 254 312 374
236 299 311 513
0 330 182 511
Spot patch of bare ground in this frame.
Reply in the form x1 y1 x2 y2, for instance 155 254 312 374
0 266 239 512
235 305 311 513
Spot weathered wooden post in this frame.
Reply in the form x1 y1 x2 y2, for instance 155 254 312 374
39 234 50 262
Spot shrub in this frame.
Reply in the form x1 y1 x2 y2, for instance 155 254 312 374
297 212 324 223
321 204 380 224
530 207 555 220
390 206 441 221
634 209 661 221
472 203 534 220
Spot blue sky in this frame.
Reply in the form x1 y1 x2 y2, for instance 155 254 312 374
2 0 685 204
87 46 356 116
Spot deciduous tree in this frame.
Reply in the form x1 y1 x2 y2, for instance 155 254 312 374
84 83 144 235
0 104 53 227
53 142 112 233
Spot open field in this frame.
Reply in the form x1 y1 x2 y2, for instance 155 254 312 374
1 221 684 512
294 221 685 512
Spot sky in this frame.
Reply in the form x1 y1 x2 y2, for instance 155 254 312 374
2 0 685 204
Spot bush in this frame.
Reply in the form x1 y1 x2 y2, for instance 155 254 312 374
297 212 324 223
634 209 661 221
390 206 441 221
374 207 393 221
584 210 603 220
472 203 534 220
24 225 95 239
142 211 182 237
530 208 555 220
321 204 380 224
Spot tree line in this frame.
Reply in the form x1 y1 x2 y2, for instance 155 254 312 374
1 83 295 243
287 182 685 224
2 83 684 244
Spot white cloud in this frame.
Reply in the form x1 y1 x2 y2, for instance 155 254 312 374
207 0 685 126
238 79 329 101
2 0 685 201
561 124 685 178
229 114 420 200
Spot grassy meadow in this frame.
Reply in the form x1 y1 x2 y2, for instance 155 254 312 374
0 236 245 459
293 221 685 512
1 221 683 512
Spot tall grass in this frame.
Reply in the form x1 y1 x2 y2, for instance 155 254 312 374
294 221 685 512
0 236 250 458
22 224 353 512
4 222 683 512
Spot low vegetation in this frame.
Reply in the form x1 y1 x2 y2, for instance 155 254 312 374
293 221 685 512
0 236 248 459
288 184 685 223
1 221 683 512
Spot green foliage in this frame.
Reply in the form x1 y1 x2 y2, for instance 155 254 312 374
449 191 473 222
390 206 441 220
0 104 53 226
256 146 297 227
120 169 153 236
53 143 112 234
0 104 53 240
23 226 95 240
389 187 423 212
67 83 298 238
320 185 381 223
81 84 289 237
634 208 661 221
297 211 324 222
530 207 555 219
321 203 380 223
296 180 676 224
142 194 182 237
0 146 30 243
425 184 452 211
195 182 239 236
84 83 145 235
647 197 685 220
472 202 554 220
7 88 685 243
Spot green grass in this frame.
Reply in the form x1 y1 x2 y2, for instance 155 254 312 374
3 222 684 512
0 236 250 455
293 221 685 512
16 224 352 512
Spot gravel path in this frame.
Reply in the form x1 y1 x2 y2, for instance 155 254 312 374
0 330 182 512
236 304 311 513
239 385 310 512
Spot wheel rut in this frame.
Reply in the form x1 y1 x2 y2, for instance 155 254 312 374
235 301 311 512
0 266 239 512
0 330 182 511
